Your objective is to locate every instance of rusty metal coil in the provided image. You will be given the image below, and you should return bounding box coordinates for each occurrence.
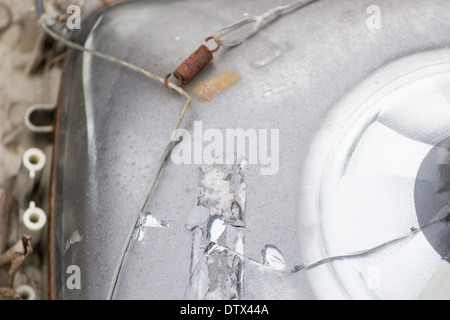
[165,37,221,89]
[173,44,213,86]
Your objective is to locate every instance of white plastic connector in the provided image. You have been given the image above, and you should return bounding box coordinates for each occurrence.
[15,284,36,300]
[13,148,47,208]
[23,148,46,180]
[24,104,55,133]
[22,202,47,246]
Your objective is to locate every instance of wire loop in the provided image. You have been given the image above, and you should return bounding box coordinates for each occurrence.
[205,36,221,53]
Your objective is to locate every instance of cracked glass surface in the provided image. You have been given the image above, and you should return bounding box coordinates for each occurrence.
[54,0,450,299]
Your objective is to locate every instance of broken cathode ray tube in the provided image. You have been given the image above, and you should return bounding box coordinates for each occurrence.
[40,0,321,299]
[107,0,324,299]
[37,14,192,300]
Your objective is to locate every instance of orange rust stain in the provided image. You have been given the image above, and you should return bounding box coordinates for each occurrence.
[193,70,240,101]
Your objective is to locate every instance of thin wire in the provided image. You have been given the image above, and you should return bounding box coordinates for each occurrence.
[213,0,320,47]
[193,213,450,276]
[38,17,191,300]
[40,0,322,300]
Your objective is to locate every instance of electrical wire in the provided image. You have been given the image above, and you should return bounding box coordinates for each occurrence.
[38,16,191,300]
[212,0,320,47]
[40,0,321,300]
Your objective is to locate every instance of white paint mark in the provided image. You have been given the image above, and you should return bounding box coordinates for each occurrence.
[64,230,83,253]
[235,238,244,255]
[142,214,169,228]
[135,212,168,242]
[208,216,227,242]
[262,245,285,271]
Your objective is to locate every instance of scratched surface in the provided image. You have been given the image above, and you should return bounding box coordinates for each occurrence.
[54,0,450,299]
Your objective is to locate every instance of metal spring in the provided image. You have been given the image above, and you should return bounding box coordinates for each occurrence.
[165,36,221,89]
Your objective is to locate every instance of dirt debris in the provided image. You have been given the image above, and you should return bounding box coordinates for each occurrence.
[0,236,33,300]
